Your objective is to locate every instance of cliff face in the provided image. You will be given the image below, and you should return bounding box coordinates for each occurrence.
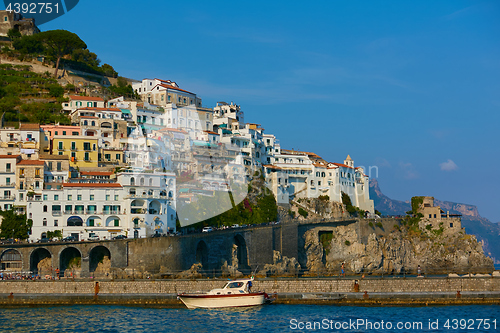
[369,179,500,264]
[302,223,493,275]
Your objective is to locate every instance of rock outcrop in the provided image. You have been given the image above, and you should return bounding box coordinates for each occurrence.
[258,251,301,277]
[303,224,494,275]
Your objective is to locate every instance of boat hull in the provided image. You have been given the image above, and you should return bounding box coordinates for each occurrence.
[178,292,267,309]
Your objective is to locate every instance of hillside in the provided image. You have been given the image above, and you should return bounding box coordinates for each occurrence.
[369,179,500,263]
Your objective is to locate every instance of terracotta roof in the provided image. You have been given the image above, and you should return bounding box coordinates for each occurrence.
[0,155,20,159]
[63,183,122,188]
[19,123,40,130]
[17,160,44,166]
[313,163,327,168]
[80,171,113,176]
[70,95,104,102]
[80,116,99,119]
[204,131,220,135]
[78,107,121,112]
[39,154,69,160]
[155,78,178,86]
[156,83,194,95]
[332,162,353,169]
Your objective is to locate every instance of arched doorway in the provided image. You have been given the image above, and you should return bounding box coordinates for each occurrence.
[59,247,82,276]
[1,249,22,271]
[234,234,248,268]
[30,248,52,275]
[89,246,111,275]
[196,240,208,270]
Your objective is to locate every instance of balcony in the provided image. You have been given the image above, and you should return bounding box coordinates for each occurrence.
[52,211,62,216]
[0,195,15,200]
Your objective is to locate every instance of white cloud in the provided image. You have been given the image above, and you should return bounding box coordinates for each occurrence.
[440,159,458,171]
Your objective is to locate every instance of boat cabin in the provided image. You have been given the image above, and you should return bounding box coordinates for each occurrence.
[208,278,253,295]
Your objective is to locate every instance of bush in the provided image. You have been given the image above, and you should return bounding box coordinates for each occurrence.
[345,240,351,246]
[298,208,308,218]
[368,222,374,228]
[375,222,383,228]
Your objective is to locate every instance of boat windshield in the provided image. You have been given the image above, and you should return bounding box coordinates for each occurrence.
[225,282,244,289]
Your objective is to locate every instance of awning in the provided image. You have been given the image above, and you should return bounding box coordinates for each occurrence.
[120,109,131,114]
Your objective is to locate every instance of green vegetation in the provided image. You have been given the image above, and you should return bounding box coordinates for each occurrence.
[368,221,374,228]
[410,196,424,215]
[0,209,32,239]
[319,231,333,255]
[46,230,62,240]
[298,208,308,218]
[375,222,383,228]
[345,240,351,246]
[0,64,71,125]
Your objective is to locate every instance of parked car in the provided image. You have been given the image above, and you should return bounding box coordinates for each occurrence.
[87,234,99,241]
[62,235,77,242]
[151,233,162,238]
[202,226,213,233]
[38,238,51,243]
[113,235,127,240]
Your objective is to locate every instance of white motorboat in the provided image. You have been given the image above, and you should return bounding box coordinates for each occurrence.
[177,278,274,309]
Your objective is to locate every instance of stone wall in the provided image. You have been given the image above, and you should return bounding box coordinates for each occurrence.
[0,277,499,295]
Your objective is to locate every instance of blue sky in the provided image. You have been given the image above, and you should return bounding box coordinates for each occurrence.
[5,1,500,221]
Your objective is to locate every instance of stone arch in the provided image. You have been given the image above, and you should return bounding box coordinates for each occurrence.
[196,240,208,270]
[88,245,111,274]
[67,216,84,227]
[87,216,102,227]
[59,247,82,275]
[30,248,52,274]
[234,234,248,268]
[1,249,22,271]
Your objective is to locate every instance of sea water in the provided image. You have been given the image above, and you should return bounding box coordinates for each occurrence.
[0,304,498,332]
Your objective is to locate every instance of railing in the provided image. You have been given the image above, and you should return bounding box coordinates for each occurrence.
[52,211,62,216]
[0,195,15,200]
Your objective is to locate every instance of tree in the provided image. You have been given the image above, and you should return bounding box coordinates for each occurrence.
[0,209,32,239]
[36,30,87,78]
[7,29,21,41]
[12,35,44,56]
[101,63,118,78]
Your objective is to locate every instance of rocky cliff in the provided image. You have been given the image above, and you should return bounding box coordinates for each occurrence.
[302,221,493,275]
[369,179,500,264]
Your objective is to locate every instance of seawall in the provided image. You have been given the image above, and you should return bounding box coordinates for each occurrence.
[1,277,499,306]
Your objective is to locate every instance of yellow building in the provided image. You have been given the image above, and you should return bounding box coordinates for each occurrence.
[52,135,99,168]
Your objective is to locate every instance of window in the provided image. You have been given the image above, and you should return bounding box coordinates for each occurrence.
[89,218,94,227]
[63,131,66,135]
[19,182,23,190]
[114,195,119,201]
[65,205,72,213]
[43,219,47,226]
[106,195,110,201]
[84,152,89,161]
[72,131,79,135]
[43,194,48,200]
[105,154,111,161]
[55,131,58,135]
[6,177,10,186]
[54,195,59,201]
[20,168,25,176]
[434,214,436,218]
[35,181,40,189]
[6,163,11,172]
[83,142,91,151]
[90,195,94,201]
[57,162,62,171]
[48,162,53,170]
[71,142,76,150]
[43,205,47,212]
[35,168,40,177]
[77,195,82,201]
[429,214,432,218]
[54,220,58,227]
[116,154,120,161]
[68,195,72,201]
